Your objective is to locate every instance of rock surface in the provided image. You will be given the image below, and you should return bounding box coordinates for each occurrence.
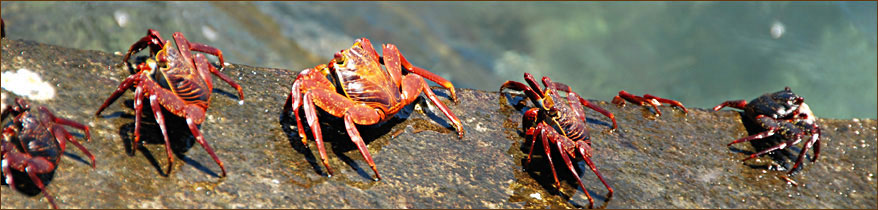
[1,39,876,209]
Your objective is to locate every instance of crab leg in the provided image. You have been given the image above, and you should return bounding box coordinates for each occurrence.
[500,81,543,108]
[579,141,613,200]
[185,115,227,177]
[524,126,539,166]
[198,54,244,100]
[555,139,594,209]
[387,45,459,103]
[52,126,95,168]
[122,29,166,66]
[405,74,465,138]
[148,94,175,175]
[302,92,333,177]
[789,130,820,174]
[344,114,381,181]
[741,137,801,162]
[4,148,58,209]
[25,160,58,209]
[308,87,385,180]
[613,90,662,116]
[133,85,145,152]
[644,94,687,113]
[571,92,617,130]
[712,100,748,111]
[539,125,562,190]
[40,107,92,141]
[188,41,226,66]
[95,74,140,116]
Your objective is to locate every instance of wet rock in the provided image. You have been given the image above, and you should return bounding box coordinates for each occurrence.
[2,39,876,209]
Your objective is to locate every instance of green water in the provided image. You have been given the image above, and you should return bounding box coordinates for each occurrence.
[1,1,875,119]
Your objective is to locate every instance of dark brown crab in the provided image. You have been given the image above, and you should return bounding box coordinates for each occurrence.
[714,87,821,175]
[2,98,95,209]
[95,29,244,176]
[500,73,616,208]
[283,38,465,181]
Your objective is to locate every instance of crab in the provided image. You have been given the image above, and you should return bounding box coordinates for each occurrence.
[612,90,687,116]
[2,98,95,209]
[713,87,821,175]
[500,73,616,208]
[95,29,244,176]
[283,38,465,181]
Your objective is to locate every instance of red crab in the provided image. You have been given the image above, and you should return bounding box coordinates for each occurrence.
[2,98,95,209]
[713,87,821,175]
[283,38,464,181]
[95,29,244,176]
[612,90,687,116]
[500,73,616,208]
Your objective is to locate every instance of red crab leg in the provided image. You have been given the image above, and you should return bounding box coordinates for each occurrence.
[523,73,544,96]
[171,32,195,65]
[579,141,613,200]
[542,78,618,129]
[524,126,539,166]
[712,100,748,111]
[811,128,822,162]
[499,81,543,109]
[133,85,145,152]
[185,115,227,177]
[379,43,404,85]
[613,90,661,116]
[573,92,618,130]
[644,94,688,113]
[302,92,333,177]
[555,139,594,209]
[52,125,95,168]
[344,114,382,181]
[727,129,775,146]
[40,107,92,141]
[390,46,459,103]
[148,94,175,175]
[308,87,385,180]
[523,109,541,165]
[188,41,226,66]
[25,159,58,209]
[727,115,782,146]
[384,45,465,139]
[521,108,540,137]
[741,137,801,162]
[411,75,465,138]
[95,74,140,116]
[290,81,308,147]
[204,56,244,100]
[122,29,166,66]
[539,125,562,190]
[4,148,58,209]
[789,129,820,174]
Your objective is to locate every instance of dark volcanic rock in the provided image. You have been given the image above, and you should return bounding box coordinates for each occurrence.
[1,39,876,209]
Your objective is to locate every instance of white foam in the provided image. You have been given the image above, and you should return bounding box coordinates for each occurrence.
[1,68,56,101]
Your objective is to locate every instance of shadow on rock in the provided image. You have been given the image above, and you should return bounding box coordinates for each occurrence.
[105,99,224,177]
[278,100,415,181]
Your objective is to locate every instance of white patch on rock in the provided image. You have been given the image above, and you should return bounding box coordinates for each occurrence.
[529,193,542,200]
[1,68,56,101]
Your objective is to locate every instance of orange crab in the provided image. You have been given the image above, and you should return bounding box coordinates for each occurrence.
[283,38,464,181]
[95,29,244,176]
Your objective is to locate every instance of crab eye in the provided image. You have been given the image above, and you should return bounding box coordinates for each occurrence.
[334,52,346,64]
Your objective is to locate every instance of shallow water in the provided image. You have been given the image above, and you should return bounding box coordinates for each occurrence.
[1,1,875,119]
